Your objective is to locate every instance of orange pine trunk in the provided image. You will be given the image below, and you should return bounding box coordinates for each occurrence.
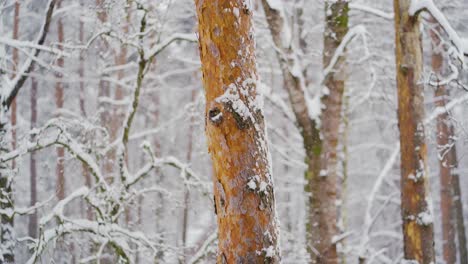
[393,0,435,263]
[195,1,280,262]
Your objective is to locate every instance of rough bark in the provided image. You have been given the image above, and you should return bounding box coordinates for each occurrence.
[195,1,280,262]
[393,0,435,263]
[429,20,456,264]
[55,0,65,200]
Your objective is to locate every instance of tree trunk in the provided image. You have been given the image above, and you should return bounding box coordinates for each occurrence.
[95,0,112,178]
[393,0,435,263]
[78,3,93,221]
[449,137,468,264]
[55,0,65,201]
[29,68,38,239]
[11,1,20,171]
[195,1,280,262]
[429,19,456,264]
[182,88,196,262]
[314,2,349,263]
[261,1,348,262]
[0,3,21,262]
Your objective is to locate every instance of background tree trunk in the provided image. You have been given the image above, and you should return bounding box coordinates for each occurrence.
[429,19,456,264]
[0,2,21,262]
[29,67,38,239]
[261,1,348,262]
[11,0,20,171]
[314,2,349,263]
[78,3,93,221]
[449,132,468,264]
[55,0,65,201]
[195,0,280,262]
[393,1,435,263]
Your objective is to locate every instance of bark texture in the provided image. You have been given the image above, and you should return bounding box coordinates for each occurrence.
[195,1,280,262]
[430,20,456,264]
[393,0,435,263]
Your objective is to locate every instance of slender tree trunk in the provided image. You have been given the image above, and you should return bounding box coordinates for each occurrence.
[449,136,468,264]
[151,88,165,263]
[182,88,196,262]
[55,0,65,201]
[429,20,456,264]
[261,1,347,262]
[195,1,280,262]
[11,1,20,171]
[29,68,38,239]
[78,3,93,221]
[1,2,55,261]
[393,1,435,263]
[95,0,112,178]
[0,3,21,262]
[260,1,320,259]
[313,2,349,263]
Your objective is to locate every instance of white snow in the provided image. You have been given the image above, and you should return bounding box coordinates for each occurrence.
[264,245,275,258]
[417,211,433,226]
[409,0,466,65]
[247,178,257,190]
[216,84,254,122]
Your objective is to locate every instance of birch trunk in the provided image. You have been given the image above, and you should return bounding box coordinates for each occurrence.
[195,1,280,262]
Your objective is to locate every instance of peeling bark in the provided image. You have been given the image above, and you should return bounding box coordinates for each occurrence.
[194,1,280,262]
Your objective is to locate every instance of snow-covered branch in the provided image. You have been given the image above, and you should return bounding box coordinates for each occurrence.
[409,0,468,64]
[145,33,198,61]
[1,0,56,109]
[322,25,368,79]
[349,3,394,20]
